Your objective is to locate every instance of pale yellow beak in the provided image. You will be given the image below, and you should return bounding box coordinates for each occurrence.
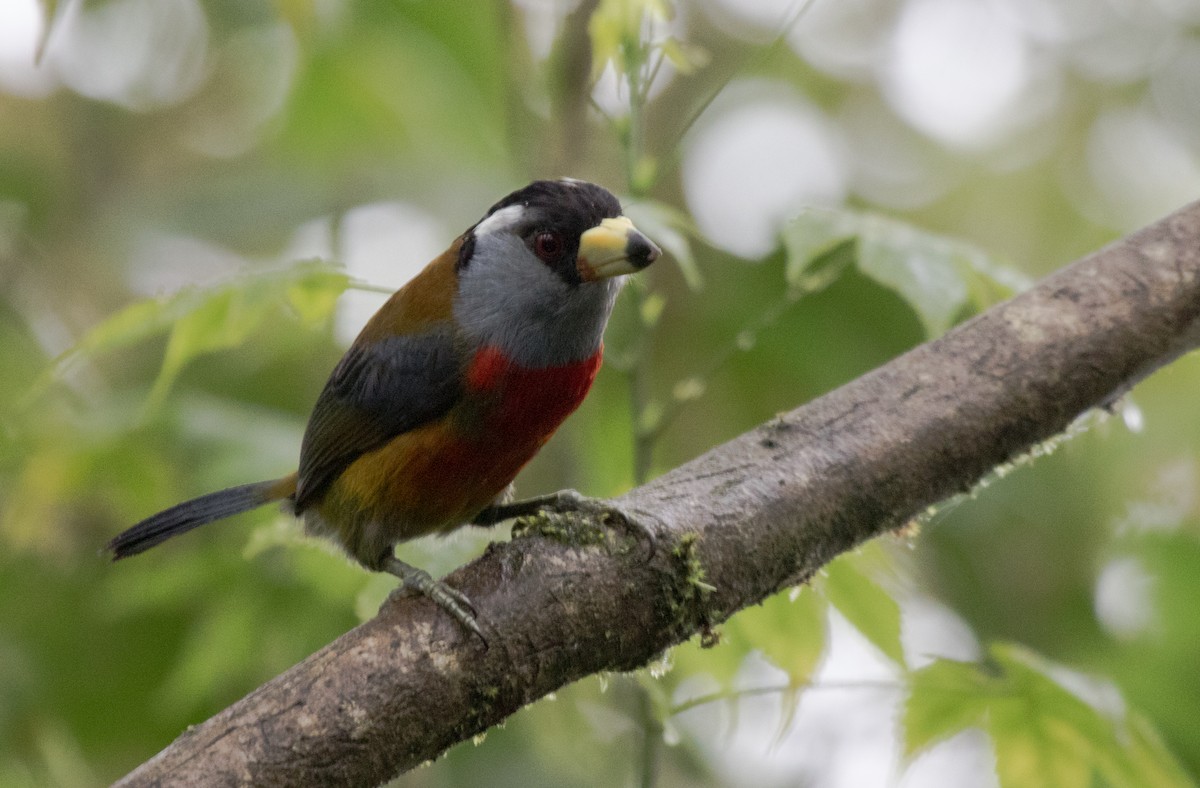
[577,216,661,282]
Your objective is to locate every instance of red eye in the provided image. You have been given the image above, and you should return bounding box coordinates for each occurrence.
[533,232,563,263]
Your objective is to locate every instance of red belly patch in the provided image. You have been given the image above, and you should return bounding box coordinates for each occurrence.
[465,345,603,443]
[359,345,603,532]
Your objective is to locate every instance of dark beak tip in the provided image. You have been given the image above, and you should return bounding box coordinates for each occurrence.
[630,235,662,269]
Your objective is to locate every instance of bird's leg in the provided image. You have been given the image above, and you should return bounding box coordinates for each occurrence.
[473,490,656,554]
[381,554,485,644]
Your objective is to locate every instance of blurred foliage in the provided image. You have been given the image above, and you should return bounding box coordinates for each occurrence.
[3,0,1200,786]
[904,644,1191,788]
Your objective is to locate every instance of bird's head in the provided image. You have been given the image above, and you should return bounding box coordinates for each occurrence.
[453,179,661,366]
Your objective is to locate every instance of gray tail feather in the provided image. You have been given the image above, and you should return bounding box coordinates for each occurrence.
[107,480,281,560]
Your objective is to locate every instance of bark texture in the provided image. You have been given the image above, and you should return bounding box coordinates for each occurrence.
[117,201,1200,786]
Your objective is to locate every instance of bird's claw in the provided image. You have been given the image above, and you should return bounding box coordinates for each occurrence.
[382,555,486,646]
[480,489,656,556]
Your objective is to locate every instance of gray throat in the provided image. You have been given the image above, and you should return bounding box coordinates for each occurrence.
[453,234,623,367]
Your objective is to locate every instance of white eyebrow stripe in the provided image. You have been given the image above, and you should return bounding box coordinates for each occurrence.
[473,204,526,238]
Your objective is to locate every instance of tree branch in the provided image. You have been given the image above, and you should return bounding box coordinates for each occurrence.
[116,202,1200,787]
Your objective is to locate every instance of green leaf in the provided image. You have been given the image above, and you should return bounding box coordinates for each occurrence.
[31,260,349,411]
[285,266,351,324]
[822,556,906,667]
[148,287,273,408]
[669,585,828,701]
[904,657,992,756]
[904,644,1194,788]
[666,585,828,743]
[781,209,859,286]
[990,647,1114,788]
[736,586,828,688]
[61,297,179,360]
[989,644,1192,788]
[588,0,673,77]
[787,238,854,296]
[853,214,974,337]
[23,294,192,408]
[780,209,1030,337]
[659,37,708,75]
[1118,713,1195,788]
[735,588,828,743]
[588,0,623,76]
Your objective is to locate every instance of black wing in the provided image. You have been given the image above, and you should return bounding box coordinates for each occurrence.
[294,327,463,512]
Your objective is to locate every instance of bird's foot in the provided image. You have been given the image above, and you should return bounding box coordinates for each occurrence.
[382,555,485,645]
[476,489,656,555]
[472,488,587,524]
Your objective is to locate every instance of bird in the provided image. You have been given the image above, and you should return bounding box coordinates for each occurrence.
[107,178,661,639]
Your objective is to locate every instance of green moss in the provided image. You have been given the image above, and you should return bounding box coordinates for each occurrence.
[665,532,718,637]
[510,503,649,554]
[510,509,607,546]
